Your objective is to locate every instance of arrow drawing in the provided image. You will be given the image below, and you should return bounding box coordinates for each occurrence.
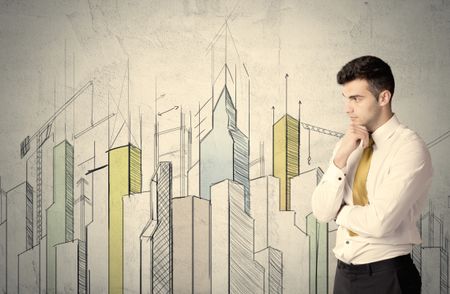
[158,105,179,116]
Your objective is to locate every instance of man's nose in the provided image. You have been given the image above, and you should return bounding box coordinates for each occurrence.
[345,101,353,113]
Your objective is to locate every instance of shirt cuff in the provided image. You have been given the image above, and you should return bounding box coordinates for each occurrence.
[335,205,352,227]
[323,161,347,182]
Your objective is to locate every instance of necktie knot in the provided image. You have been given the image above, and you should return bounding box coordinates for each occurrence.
[367,136,374,148]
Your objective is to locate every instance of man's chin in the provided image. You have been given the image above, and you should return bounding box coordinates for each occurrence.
[350,119,367,128]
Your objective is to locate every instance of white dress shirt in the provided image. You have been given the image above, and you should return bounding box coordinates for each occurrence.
[311,114,433,264]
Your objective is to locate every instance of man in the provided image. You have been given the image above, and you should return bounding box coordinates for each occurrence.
[312,56,432,294]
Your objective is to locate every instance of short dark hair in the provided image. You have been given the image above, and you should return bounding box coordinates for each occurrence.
[337,56,395,99]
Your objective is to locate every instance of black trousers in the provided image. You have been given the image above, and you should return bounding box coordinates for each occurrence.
[333,254,421,294]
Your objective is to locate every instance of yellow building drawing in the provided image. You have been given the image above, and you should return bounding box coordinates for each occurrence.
[108,144,142,294]
[273,114,299,211]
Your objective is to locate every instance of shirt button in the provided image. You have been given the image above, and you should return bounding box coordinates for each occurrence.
[338,177,342,181]
[346,241,349,244]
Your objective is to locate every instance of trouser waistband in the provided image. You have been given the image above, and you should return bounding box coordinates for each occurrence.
[337,254,413,274]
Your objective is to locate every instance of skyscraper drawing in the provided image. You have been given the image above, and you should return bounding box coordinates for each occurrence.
[6,182,33,294]
[273,114,299,211]
[172,195,210,293]
[150,161,173,293]
[211,179,265,294]
[200,86,250,212]
[306,168,328,294]
[108,143,142,294]
[123,191,151,293]
[47,140,74,294]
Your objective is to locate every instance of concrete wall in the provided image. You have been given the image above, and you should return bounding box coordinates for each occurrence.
[1,1,449,293]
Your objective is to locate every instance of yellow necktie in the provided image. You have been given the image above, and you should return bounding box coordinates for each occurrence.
[349,136,374,237]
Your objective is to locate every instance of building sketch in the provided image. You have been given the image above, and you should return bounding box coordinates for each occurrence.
[211,179,265,293]
[273,114,299,211]
[416,201,450,294]
[55,239,86,293]
[123,191,151,293]
[200,85,250,213]
[18,241,40,293]
[251,175,309,294]
[47,140,74,294]
[149,161,173,294]
[86,145,109,294]
[254,247,283,294]
[6,182,33,294]
[172,195,210,293]
[108,144,142,294]
[156,106,192,199]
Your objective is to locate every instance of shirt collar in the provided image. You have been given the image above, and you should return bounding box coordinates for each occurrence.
[371,114,400,148]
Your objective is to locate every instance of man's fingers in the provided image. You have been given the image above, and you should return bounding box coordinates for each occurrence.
[348,127,368,138]
[362,138,369,148]
[347,125,369,147]
[350,123,369,133]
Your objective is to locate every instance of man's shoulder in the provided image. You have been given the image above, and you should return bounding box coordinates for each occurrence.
[387,123,433,177]
[392,124,430,156]
[393,123,424,143]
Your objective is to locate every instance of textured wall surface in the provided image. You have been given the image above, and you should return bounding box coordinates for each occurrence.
[0,0,449,293]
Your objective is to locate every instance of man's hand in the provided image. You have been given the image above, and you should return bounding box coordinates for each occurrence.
[334,124,369,169]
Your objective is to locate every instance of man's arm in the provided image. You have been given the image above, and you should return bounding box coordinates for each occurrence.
[336,138,432,238]
[311,141,349,223]
[312,124,369,223]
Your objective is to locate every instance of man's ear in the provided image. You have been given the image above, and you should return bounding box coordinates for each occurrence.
[378,90,391,106]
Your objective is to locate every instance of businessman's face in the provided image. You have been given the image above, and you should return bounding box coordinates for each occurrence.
[342,79,382,132]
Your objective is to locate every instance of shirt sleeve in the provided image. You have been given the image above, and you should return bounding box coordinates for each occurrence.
[311,140,349,223]
[335,138,433,238]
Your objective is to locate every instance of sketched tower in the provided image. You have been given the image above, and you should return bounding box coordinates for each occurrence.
[108,143,142,294]
[149,161,174,293]
[5,181,33,294]
[273,114,299,211]
[306,168,328,294]
[47,140,74,294]
[210,179,265,293]
[200,85,250,212]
